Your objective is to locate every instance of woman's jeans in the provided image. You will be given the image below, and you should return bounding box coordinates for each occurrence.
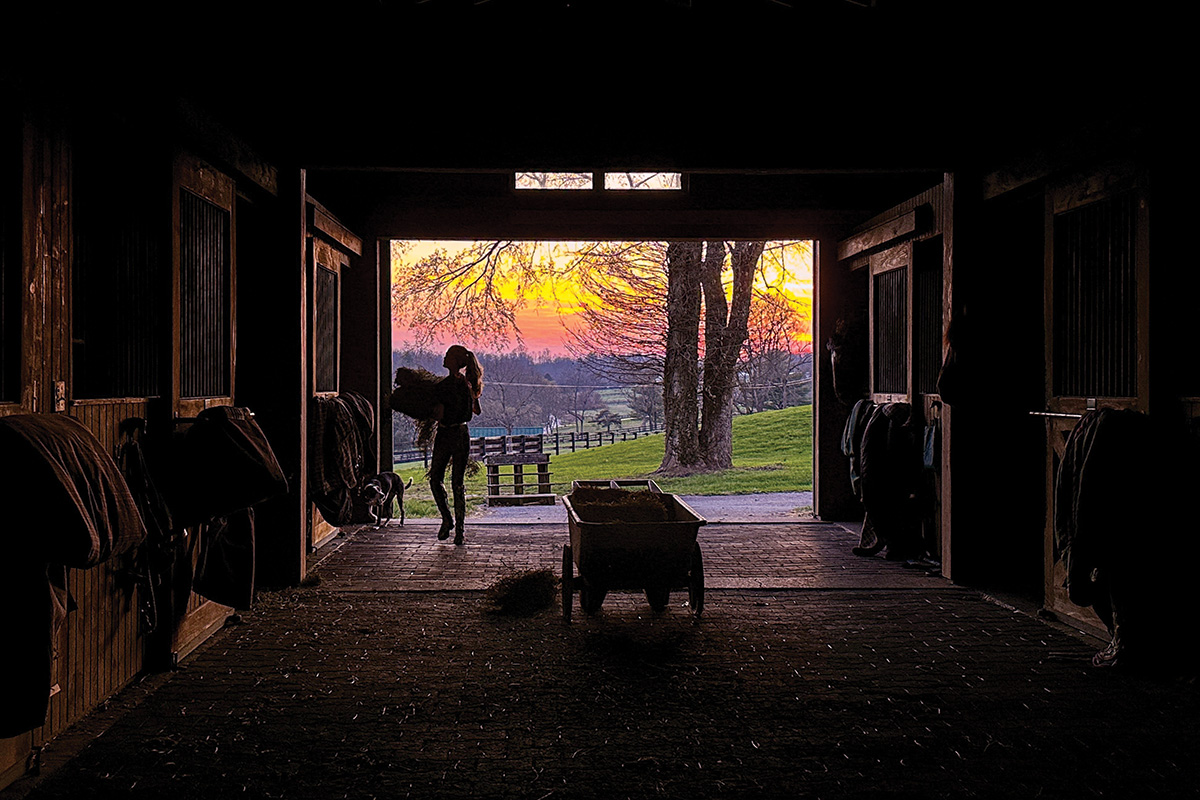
[429,423,468,531]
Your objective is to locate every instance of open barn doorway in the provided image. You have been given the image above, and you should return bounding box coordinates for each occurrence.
[386,239,814,524]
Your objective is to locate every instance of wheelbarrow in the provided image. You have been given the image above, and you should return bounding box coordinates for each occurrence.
[560,480,706,621]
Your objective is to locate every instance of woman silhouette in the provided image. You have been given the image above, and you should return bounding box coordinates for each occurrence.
[429,345,484,544]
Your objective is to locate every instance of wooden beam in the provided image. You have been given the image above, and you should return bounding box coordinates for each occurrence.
[307,197,362,256]
[175,99,278,197]
[836,206,932,262]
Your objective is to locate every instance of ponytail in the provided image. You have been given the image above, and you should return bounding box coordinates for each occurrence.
[463,349,484,399]
[445,344,484,402]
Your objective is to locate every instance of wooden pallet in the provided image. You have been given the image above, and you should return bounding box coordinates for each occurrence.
[485,452,556,505]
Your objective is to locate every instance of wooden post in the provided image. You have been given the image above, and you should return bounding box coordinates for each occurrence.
[812,229,859,521]
[241,167,308,587]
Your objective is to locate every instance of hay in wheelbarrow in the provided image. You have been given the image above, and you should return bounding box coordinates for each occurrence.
[568,486,676,524]
[484,568,559,617]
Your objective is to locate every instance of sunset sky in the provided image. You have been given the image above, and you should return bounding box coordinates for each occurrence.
[390,240,812,357]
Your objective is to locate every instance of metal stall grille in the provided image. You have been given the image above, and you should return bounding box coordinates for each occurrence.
[874,266,908,395]
[1052,192,1137,398]
[179,189,231,399]
[315,265,339,393]
[72,155,163,399]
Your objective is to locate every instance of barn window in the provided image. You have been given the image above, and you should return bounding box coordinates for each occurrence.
[72,144,164,399]
[515,172,684,191]
[604,172,683,190]
[179,188,232,399]
[515,172,593,190]
[1052,191,1137,398]
[314,265,339,393]
[1,115,19,403]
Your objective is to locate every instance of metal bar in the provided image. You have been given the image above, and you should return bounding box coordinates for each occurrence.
[1028,411,1084,419]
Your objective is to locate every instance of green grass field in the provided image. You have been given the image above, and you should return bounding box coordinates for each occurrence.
[394,405,813,518]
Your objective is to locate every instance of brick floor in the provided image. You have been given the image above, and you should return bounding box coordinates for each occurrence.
[309,519,941,593]
[7,519,1199,800]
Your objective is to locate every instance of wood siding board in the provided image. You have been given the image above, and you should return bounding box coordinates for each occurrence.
[175,99,278,198]
[837,209,918,262]
[309,200,363,256]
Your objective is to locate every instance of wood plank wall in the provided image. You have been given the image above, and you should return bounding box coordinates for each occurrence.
[5,112,152,778]
[42,400,151,743]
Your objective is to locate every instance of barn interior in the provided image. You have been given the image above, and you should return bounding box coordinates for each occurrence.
[1,0,1182,790]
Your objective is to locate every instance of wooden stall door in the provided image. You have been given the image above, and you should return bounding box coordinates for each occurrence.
[307,200,361,552]
[1,114,75,785]
[1042,167,1149,633]
[309,235,343,550]
[169,153,237,660]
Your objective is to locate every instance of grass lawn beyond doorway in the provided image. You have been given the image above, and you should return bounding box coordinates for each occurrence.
[394,405,812,519]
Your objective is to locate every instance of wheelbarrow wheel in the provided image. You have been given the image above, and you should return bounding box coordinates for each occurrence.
[580,582,607,615]
[688,542,704,616]
[561,545,573,622]
[645,587,670,612]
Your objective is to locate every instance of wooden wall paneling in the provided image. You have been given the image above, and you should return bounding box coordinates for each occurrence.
[0,735,33,790]
[4,118,152,787]
[1041,165,1149,625]
[1042,417,1107,636]
[56,402,150,741]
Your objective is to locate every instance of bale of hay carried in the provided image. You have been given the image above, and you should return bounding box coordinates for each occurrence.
[569,486,676,524]
[390,367,442,420]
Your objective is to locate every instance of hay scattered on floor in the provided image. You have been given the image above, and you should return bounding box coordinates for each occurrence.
[484,568,558,617]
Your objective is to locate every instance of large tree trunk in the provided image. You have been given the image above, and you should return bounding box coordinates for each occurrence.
[700,240,764,469]
[659,241,703,473]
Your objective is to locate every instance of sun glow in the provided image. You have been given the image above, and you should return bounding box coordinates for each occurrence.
[391,240,812,357]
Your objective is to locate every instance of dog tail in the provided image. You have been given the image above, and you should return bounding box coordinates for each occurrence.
[404,477,413,489]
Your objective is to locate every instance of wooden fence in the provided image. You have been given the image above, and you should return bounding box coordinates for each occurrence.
[394,428,663,466]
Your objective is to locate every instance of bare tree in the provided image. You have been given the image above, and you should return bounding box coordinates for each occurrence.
[391,238,809,473]
[625,380,663,430]
[562,360,602,433]
[699,241,765,469]
[594,408,623,432]
[738,282,812,413]
[562,241,668,384]
[390,240,546,349]
[660,241,703,473]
